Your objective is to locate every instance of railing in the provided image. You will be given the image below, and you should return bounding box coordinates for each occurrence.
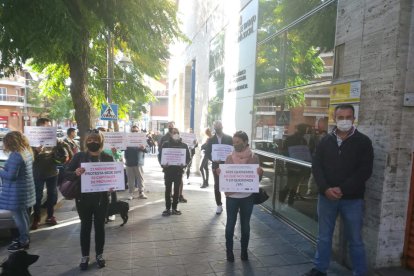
[0,94,24,103]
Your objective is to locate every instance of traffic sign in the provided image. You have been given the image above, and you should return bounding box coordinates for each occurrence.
[276,111,290,126]
[101,104,118,121]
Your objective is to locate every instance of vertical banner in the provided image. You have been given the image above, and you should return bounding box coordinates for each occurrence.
[222,0,259,136]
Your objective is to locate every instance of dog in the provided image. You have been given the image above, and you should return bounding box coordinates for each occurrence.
[106,200,129,226]
[1,251,39,276]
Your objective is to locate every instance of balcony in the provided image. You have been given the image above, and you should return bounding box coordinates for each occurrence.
[0,94,25,107]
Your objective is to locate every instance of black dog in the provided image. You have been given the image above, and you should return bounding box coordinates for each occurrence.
[1,251,39,276]
[106,200,129,226]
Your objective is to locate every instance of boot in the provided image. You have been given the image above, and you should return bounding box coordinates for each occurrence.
[226,249,234,262]
[30,215,40,230]
[241,248,248,261]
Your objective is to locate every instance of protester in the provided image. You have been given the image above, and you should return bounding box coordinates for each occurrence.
[0,131,36,252]
[158,121,175,151]
[158,128,190,216]
[125,125,149,200]
[64,128,80,154]
[31,118,60,229]
[303,104,374,276]
[185,128,198,183]
[65,129,114,270]
[200,127,212,188]
[216,131,263,262]
[205,120,233,214]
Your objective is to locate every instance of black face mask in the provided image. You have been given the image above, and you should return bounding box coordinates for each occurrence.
[168,127,173,133]
[86,142,100,152]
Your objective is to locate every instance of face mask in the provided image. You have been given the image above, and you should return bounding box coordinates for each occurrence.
[86,142,100,152]
[215,128,223,135]
[168,127,174,133]
[172,134,180,141]
[336,120,353,132]
[233,144,245,152]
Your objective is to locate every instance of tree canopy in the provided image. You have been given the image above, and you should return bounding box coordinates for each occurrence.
[0,0,181,140]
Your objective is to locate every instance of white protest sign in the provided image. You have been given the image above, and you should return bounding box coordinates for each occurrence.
[180,132,197,149]
[219,164,259,192]
[126,132,147,147]
[81,162,125,193]
[161,148,186,166]
[103,132,126,150]
[212,144,233,162]
[24,126,57,147]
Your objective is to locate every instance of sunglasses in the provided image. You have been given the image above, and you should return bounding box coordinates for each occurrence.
[87,129,100,134]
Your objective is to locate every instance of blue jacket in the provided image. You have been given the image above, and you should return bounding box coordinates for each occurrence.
[0,150,36,210]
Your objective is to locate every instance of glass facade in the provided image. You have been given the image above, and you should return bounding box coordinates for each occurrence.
[253,0,338,238]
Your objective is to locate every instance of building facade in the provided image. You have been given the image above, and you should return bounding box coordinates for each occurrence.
[168,0,414,270]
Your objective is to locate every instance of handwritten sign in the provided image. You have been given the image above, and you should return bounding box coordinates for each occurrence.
[126,132,147,147]
[212,144,233,162]
[219,164,259,192]
[180,133,197,149]
[81,162,125,193]
[161,148,186,166]
[103,132,126,150]
[24,126,57,147]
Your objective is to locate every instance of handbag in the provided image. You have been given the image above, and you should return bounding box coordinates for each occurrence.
[59,176,80,200]
[253,188,269,205]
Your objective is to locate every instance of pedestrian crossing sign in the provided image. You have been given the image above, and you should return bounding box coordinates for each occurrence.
[276,111,290,126]
[100,104,118,121]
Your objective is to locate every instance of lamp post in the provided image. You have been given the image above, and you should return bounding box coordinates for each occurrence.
[104,31,132,130]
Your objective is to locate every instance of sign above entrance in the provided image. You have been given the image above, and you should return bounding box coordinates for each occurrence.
[100,104,118,121]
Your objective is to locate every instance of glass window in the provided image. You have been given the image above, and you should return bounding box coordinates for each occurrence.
[256,0,337,94]
[0,87,6,101]
[253,0,338,238]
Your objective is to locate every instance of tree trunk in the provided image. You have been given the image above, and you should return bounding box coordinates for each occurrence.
[68,34,92,150]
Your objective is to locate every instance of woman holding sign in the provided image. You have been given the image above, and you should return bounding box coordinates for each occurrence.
[64,129,114,271]
[217,131,263,262]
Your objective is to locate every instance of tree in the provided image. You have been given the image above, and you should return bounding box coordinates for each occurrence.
[0,0,181,143]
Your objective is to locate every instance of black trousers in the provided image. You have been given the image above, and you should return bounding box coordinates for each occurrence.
[76,193,108,257]
[164,173,182,210]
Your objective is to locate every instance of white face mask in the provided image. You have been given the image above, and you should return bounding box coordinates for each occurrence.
[172,134,180,141]
[336,120,353,132]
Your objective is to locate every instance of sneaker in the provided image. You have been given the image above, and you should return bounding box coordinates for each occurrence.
[172,209,182,215]
[138,193,148,199]
[200,184,208,188]
[108,215,116,221]
[45,216,57,226]
[128,194,134,200]
[179,195,187,203]
[216,205,223,215]
[7,241,29,252]
[79,256,89,271]
[96,254,106,268]
[162,209,171,216]
[302,268,327,276]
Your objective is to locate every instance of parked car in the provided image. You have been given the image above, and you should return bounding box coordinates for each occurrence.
[0,142,16,230]
[0,127,10,141]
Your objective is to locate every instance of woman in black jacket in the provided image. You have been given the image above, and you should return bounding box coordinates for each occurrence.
[65,129,114,271]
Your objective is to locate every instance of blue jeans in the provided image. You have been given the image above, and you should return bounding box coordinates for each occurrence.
[315,195,367,276]
[225,196,254,251]
[34,175,58,218]
[11,208,30,244]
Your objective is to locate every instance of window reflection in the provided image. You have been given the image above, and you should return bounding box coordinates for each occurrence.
[253,0,338,238]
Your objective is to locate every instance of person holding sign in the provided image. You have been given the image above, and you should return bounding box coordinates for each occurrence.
[64,129,114,271]
[158,128,191,216]
[216,131,263,262]
[205,120,233,215]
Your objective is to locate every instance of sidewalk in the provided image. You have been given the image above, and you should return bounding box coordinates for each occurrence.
[0,155,352,276]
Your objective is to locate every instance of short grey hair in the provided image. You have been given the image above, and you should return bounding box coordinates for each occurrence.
[213,120,222,129]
